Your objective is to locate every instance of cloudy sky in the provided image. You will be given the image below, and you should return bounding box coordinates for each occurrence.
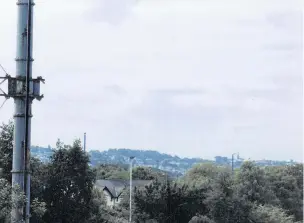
[0,0,302,161]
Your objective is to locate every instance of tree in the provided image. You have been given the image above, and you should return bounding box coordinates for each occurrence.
[30,157,48,202]
[132,167,168,181]
[94,165,167,182]
[265,164,303,221]
[85,188,129,223]
[134,179,164,222]
[0,178,13,222]
[0,121,47,222]
[132,167,157,180]
[43,140,95,223]
[249,204,298,223]
[0,121,13,183]
[182,163,225,187]
[204,171,252,223]
[30,198,47,223]
[134,179,205,223]
[236,162,278,205]
[0,178,25,222]
[95,164,129,180]
[30,158,48,223]
[188,215,215,223]
[85,187,109,223]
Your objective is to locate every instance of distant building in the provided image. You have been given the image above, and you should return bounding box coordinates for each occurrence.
[215,156,229,164]
[95,179,152,207]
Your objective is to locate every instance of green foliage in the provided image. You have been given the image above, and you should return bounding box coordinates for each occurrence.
[204,171,252,223]
[250,204,297,223]
[95,165,168,182]
[0,121,13,183]
[0,178,13,221]
[188,215,215,223]
[133,166,168,181]
[133,167,156,180]
[182,163,227,187]
[85,188,108,223]
[89,148,203,173]
[0,178,26,222]
[236,161,278,205]
[118,188,133,210]
[30,198,47,222]
[43,139,95,223]
[134,179,206,223]
[86,187,131,222]
[95,164,129,180]
[91,187,106,206]
[0,121,49,222]
[134,179,163,222]
[0,121,303,223]
[265,164,303,221]
[133,161,303,223]
[30,157,48,201]
[86,203,129,223]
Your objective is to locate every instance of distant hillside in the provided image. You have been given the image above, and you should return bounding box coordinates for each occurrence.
[31,147,209,174]
[89,148,209,174]
[31,146,53,163]
[31,146,298,175]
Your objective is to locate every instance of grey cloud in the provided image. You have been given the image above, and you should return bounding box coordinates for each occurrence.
[1,0,302,161]
[241,88,296,104]
[265,11,302,29]
[132,88,246,126]
[84,0,139,25]
[262,43,301,52]
[42,84,127,110]
[103,85,127,96]
[125,87,286,159]
[149,88,205,97]
[269,74,302,88]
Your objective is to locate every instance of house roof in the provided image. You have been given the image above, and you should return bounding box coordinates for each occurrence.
[95,179,152,198]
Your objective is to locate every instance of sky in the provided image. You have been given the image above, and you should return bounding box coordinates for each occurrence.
[0,0,302,161]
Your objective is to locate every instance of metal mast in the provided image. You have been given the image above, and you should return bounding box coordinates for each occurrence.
[0,0,44,222]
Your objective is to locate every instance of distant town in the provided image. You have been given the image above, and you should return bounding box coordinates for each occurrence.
[31,146,298,175]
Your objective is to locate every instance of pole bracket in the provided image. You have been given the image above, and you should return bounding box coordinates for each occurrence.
[16,0,35,6]
[0,75,45,101]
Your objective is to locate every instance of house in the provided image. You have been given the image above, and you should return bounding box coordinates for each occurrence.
[95,179,152,207]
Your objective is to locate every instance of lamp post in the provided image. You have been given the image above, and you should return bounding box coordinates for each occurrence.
[129,156,135,223]
[231,153,239,175]
[161,172,168,184]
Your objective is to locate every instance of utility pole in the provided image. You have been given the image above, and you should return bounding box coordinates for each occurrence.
[129,156,135,223]
[0,1,44,222]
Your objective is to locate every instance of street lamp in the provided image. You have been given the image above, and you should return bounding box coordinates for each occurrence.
[161,172,168,184]
[231,153,239,175]
[129,156,135,223]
